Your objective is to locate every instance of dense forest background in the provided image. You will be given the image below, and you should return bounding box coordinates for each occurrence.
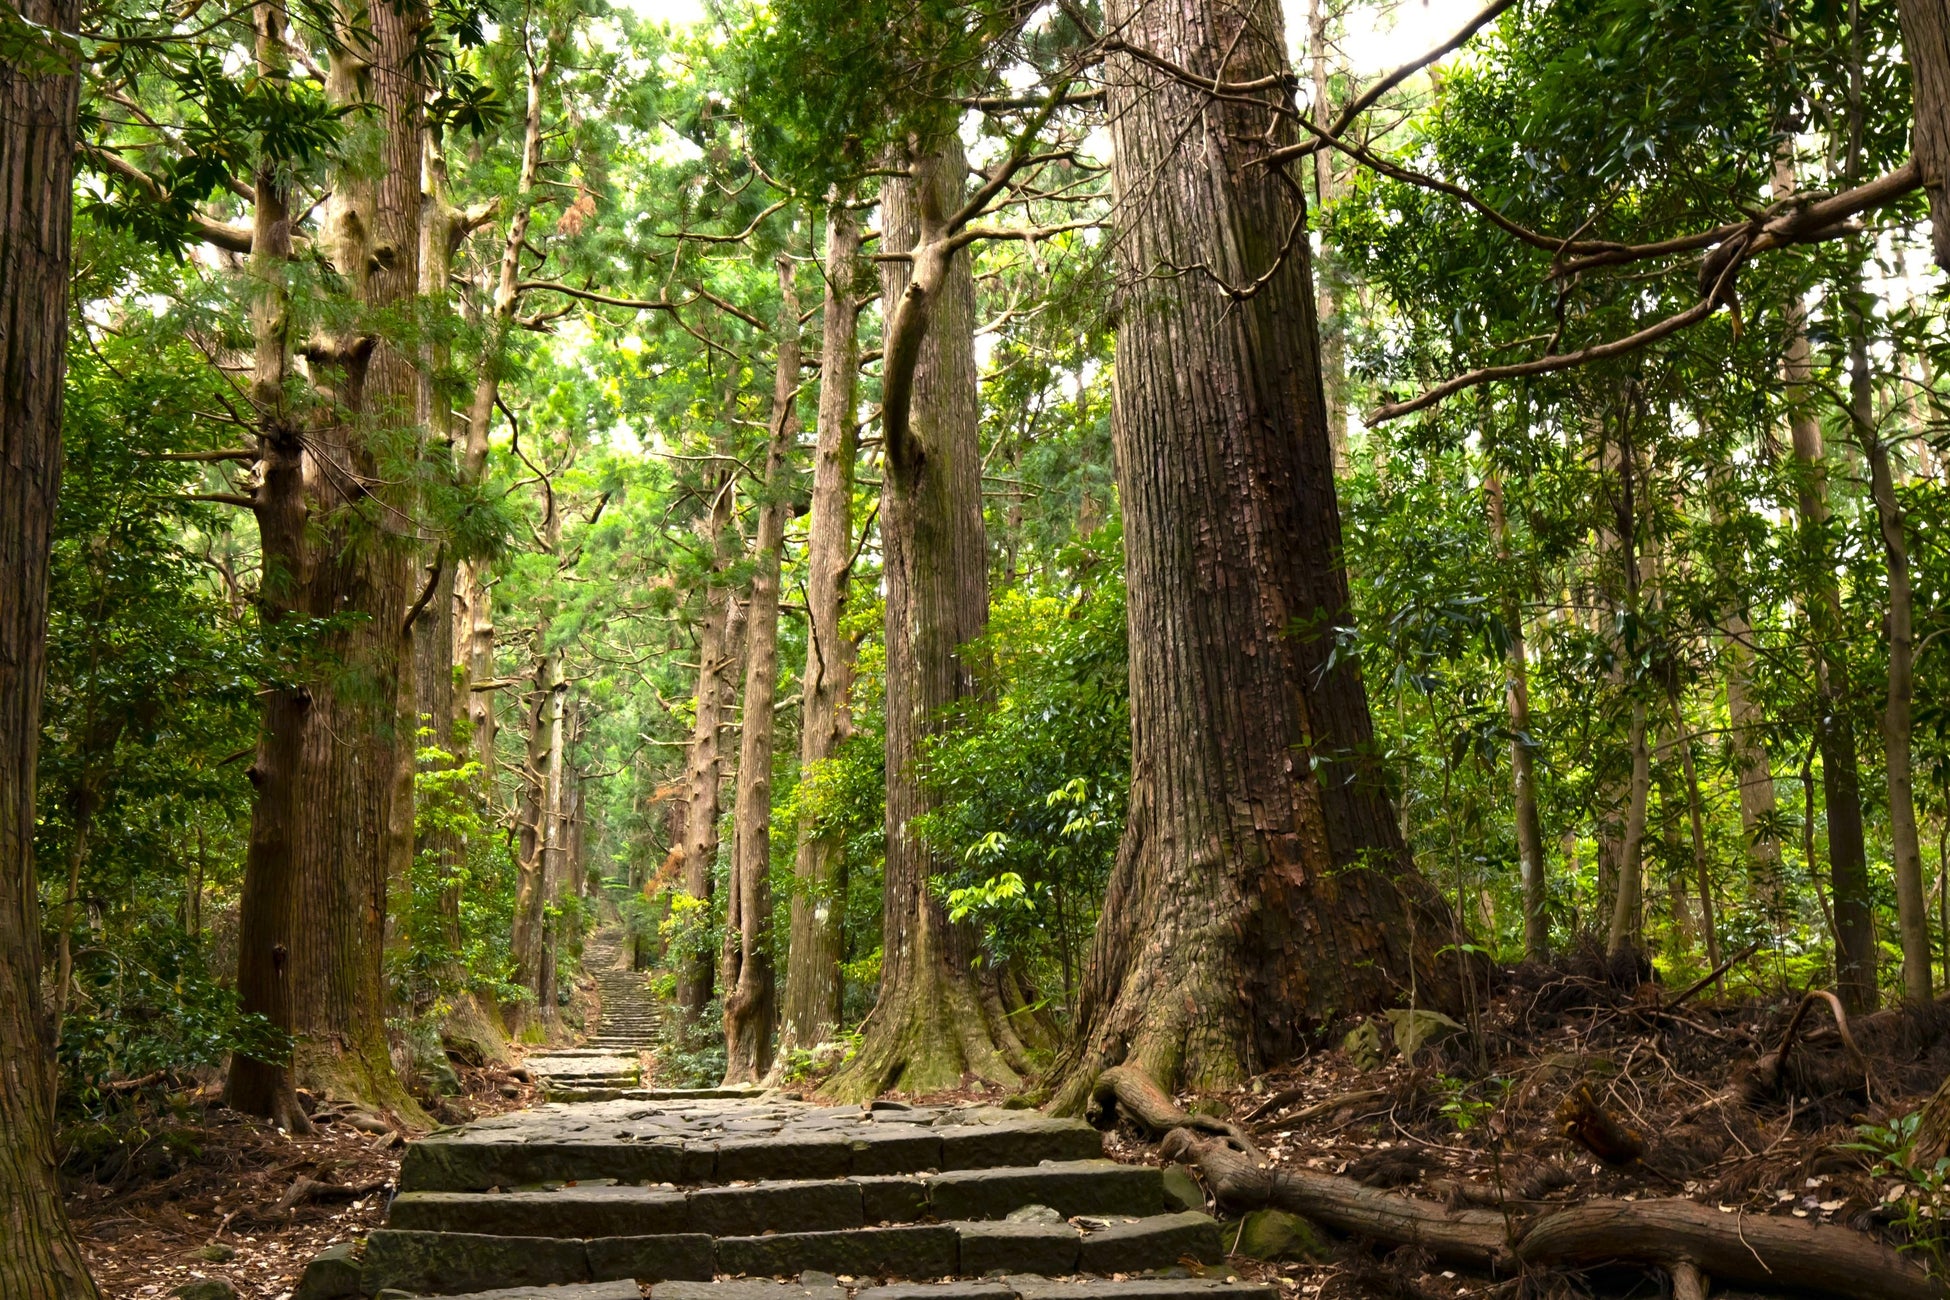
[7,0,1950,1212]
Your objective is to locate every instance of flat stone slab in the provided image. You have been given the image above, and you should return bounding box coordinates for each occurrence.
[957,1220,1080,1277]
[652,1286,842,1300]
[1006,1283,1274,1300]
[717,1224,959,1279]
[363,1230,592,1294]
[382,1286,641,1300]
[389,1186,693,1237]
[861,1286,1016,1300]
[929,1163,1162,1221]
[402,1100,1102,1192]
[1076,1214,1223,1274]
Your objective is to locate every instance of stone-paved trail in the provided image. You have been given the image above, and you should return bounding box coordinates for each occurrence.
[294,1094,1272,1300]
[521,929,657,1101]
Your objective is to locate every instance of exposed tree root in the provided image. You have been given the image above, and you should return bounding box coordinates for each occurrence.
[1089,1065,1943,1300]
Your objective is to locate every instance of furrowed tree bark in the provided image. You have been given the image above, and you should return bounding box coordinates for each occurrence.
[829,138,1022,1100]
[1774,161,1874,1011]
[782,206,862,1056]
[229,0,427,1122]
[722,258,800,1085]
[1049,0,1460,1113]
[1486,468,1547,962]
[1894,0,1950,271]
[0,0,99,1287]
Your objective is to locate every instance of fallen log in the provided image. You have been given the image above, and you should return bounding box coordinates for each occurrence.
[1511,1197,1942,1300]
[1101,1067,1941,1300]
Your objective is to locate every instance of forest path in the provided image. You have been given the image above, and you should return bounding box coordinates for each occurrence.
[292,1095,1271,1300]
[522,927,670,1100]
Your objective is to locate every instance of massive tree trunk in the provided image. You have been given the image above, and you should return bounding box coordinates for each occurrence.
[829,138,1024,1100]
[0,0,98,1288]
[1049,0,1459,1112]
[722,258,800,1084]
[1602,425,1652,960]
[228,0,427,1120]
[1894,0,1950,270]
[1486,469,1548,963]
[781,208,862,1056]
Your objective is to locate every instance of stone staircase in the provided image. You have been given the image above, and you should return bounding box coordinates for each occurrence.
[524,929,671,1101]
[294,1096,1271,1300]
[586,931,661,1053]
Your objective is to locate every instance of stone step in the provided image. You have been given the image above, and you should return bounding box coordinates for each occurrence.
[389,1161,1166,1235]
[357,1213,1224,1295]
[378,1277,1274,1300]
[400,1115,1103,1193]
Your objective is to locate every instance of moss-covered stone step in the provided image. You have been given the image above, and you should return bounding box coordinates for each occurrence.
[388,1161,1167,1236]
[355,1213,1224,1295]
[400,1114,1104,1193]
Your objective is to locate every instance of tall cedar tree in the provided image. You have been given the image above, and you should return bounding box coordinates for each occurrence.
[781,208,861,1054]
[226,0,429,1121]
[0,0,99,1290]
[1050,0,1461,1109]
[830,140,1034,1098]
[722,256,801,1082]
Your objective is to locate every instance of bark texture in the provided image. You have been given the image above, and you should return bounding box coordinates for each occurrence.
[0,0,98,1289]
[1051,0,1459,1112]
[227,0,427,1118]
[829,139,1025,1100]
[722,258,799,1084]
[1895,0,1950,270]
[782,208,862,1055]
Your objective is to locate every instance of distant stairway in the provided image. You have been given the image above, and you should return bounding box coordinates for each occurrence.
[293,1096,1270,1300]
[586,927,661,1052]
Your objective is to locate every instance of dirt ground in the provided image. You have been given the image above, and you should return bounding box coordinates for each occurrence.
[64,1060,535,1300]
[63,950,1950,1300]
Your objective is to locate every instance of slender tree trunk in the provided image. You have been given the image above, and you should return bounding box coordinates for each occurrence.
[454,41,550,781]
[1721,605,1785,924]
[1773,163,1874,1010]
[1486,470,1547,962]
[1607,701,1652,957]
[512,628,563,1032]
[830,138,1023,1100]
[723,259,800,1084]
[674,481,739,1031]
[1854,313,1930,1000]
[1307,0,1347,472]
[1671,701,1721,973]
[782,208,862,1055]
[1050,0,1460,1112]
[0,0,98,1286]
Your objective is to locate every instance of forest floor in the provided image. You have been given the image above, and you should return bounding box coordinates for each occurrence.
[62,1055,537,1300]
[1092,947,1950,1298]
[64,949,1950,1300]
